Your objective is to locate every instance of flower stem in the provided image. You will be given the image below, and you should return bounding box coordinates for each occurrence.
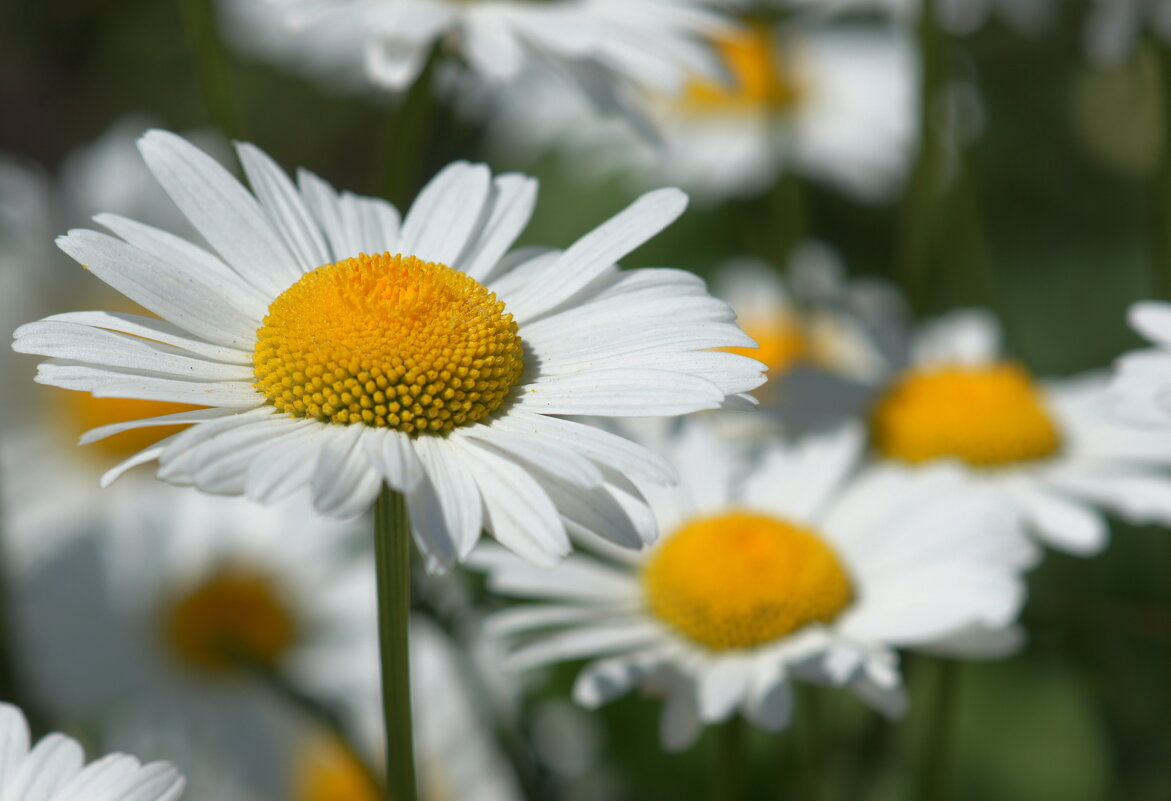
[712,716,746,801]
[178,0,244,139]
[1149,38,1171,299]
[896,0,947,313]
[917,659,962,801]
[376,48,441,206]
[374,488,417,801]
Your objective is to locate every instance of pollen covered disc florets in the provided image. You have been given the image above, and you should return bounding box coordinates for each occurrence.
[642,512,853,651]
[871,362,1062,468]
[253,252,525,436]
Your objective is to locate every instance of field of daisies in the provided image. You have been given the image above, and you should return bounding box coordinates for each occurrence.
[1,1,1169,800]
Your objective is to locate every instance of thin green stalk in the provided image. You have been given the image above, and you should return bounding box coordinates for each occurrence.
[801,689,826,801]
[772,170,808,269]
[1149,39,1171,300]
[178,0,244,139]
[917,659,962,801]
[713,716,746,801]
[896,0,947,313]
[374,488,417,801]
[375,49,441,205]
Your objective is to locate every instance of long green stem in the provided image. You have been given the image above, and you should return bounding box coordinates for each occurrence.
[374,488,417,801]
[178,0,244,139]
[713,716,746,801]
[1150,39,1171,300]
[917,659,962,801]
[801,689,825,801]
[896,0,947,313]
[375,48,441,205]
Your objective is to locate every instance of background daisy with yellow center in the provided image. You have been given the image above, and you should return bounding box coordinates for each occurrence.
[11,130,766,571]
[713,243,908,431]
[12,490,373,798]
[869,308,1171,555]
[471,417,1034,750]
[220,0,729,102]
[489,15,917,202]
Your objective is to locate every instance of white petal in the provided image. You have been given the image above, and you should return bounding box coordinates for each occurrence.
[459,173,538,282]
[80,407,239,445]
[489,411,676,484]
[398,162,492,266]
[502,188,689,321]
[460,424,604,488]
[506,622,660,671]
[515,369,725,416]
[15,323,255,381]
[452,439,569,565]
[361,428,424,493]
[34,362,260,408]
[21,311,251,364]
[470,546,636,602]
[55,230,257,348]
[94,213,270,313]
[5,734,82,801]
[311,425,384,518]
[1012,484,1109,555]
[412,436,484,559]
[138,129,300,296]
[235,141,331,273]
[742,425,862,523]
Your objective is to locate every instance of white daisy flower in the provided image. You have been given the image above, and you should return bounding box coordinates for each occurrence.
[13,489,369,797]
[713,243,907,423]
[219,0,728,101]
[1084,0,1171,64]
[1111,301,1171,424]
[868,309,1171,555]
[471,418,1033,751]
[490,18,917,203]
[0,703,185,801]
[784,0,1057,37]
[11,131,764,570]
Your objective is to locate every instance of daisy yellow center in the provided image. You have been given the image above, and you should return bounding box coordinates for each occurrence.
[63,393,204,460]
[722,315,808,378]
[870,363,1063,467]
[641,512,853,651]
[680,24,803,113]
[253,252,524,435]
[294,738,380,801]
[162,568,298,675]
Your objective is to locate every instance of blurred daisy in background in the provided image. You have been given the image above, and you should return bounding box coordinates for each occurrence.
[868,309,1171,555]
[1,119,226,576]
[12,130,765,569]
[473,417,1033,751]
[714,242,908,430]
[12,490,369,799]
[298,615,523,801]
[784,0,1057,36]
[0,702,186,801]
[491,16,917,203]
[1084,0,1171,64]
[219,0,729,106]
[1111,301,1171,425]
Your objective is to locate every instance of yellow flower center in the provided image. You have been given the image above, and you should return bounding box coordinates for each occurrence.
[723,315,808,379]
[870,363,1063,468]
[680,24,803,114]
[253,253,524,435]
[641,512,853,651]
[162,567,298,675]
[62,392,205,461]
[294,738,380,801]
